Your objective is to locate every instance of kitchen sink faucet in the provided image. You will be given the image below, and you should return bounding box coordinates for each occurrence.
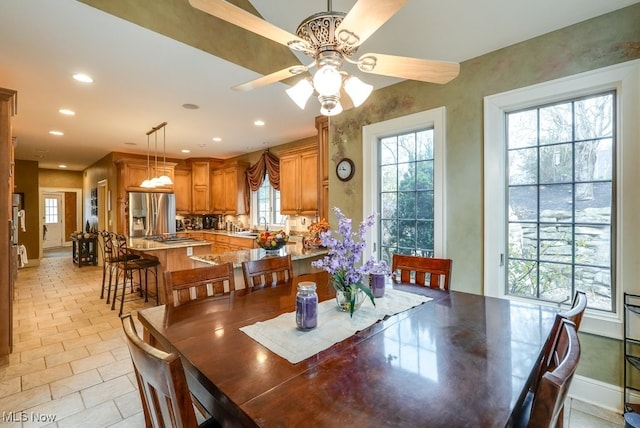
[259,217,268,231]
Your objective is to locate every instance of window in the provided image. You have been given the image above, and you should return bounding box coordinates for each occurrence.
[378,128,435,263]
[44,197,59,224]
[506,93,615,311]
[363,108,447,263]
[484,60,640,338]
[253,173,285,227]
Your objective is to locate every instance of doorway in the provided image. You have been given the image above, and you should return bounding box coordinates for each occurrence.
[42,192,63,248]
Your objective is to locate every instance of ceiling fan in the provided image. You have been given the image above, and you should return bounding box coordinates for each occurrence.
[189,0,460,116]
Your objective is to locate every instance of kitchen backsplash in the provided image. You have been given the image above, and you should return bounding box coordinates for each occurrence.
[176,213,315,235]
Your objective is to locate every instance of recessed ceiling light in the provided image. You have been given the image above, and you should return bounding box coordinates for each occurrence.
[72,73,93,83]
[212,137,222,142]
[182,103,199,110]
[181,149,191,153]
[58,164,67,168]
[59,109,75,116]
[254,120,265,126]
[49,130,64,136]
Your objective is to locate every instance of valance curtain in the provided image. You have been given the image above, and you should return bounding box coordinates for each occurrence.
[244,150,280,212]
[246,150,280,191]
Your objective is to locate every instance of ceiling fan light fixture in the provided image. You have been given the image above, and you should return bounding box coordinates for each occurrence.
[344,75,373,107]
[286,78,314,109]
[319,95,343,116]
[313,65,342,97]
[156,175,173,186]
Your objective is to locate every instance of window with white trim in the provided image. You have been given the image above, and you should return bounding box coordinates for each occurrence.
[506,92,615,311]
[363,108,447,263]
[253,173,284,227]
[484,60,640,338]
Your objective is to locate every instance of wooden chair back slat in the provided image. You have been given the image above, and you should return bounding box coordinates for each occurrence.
[242,255,293,290]
[391,254,452,290]
[163,263,235,309]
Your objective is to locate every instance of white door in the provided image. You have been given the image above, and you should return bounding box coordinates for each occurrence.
[43,193,64,248]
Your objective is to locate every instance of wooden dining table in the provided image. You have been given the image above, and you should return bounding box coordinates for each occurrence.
[137,271,558,427]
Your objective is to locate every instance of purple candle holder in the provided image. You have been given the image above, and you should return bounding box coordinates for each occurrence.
[370,273,386,298]
[296,281,318,330]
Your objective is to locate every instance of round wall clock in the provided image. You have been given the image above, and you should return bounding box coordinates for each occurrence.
[336,158,355,182]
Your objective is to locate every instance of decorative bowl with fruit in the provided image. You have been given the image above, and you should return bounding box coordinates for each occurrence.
[256,230,289,251]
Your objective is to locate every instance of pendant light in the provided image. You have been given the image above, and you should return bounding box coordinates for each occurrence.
[155,124,173,185]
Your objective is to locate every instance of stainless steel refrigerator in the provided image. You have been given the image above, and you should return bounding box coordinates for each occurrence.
[128,192,176,237]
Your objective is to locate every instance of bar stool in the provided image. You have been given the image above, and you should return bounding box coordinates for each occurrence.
[111,234,160,316]
[101,232,139,303]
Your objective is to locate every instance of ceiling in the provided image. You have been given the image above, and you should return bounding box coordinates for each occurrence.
[0,0,637,171]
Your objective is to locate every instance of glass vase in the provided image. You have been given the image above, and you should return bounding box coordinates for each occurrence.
[335,288,365,313]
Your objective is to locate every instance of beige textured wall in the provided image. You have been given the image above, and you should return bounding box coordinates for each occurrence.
[14,160,40,264]
[39,168,82,189]
[327,4,640,388]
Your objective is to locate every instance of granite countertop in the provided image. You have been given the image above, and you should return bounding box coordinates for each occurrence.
[190,241,327,269]
[127,237,211,251]
[179,230,303,241]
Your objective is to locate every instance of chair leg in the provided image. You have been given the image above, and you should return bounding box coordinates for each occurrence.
[111,265,121,311]
[100,264,108,299]
[120,268,131,316]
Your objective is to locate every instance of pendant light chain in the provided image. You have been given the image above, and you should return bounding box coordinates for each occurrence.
[140,121,171,187]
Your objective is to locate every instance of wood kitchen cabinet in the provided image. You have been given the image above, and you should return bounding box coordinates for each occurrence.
[210,161,249,215]
[1,87,17,356]
[191,160,210,213]
[116,159,177,192]
[280,142,318,216]
[173,167,191,214]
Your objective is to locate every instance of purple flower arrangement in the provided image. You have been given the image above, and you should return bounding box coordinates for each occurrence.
[311,207,378,316]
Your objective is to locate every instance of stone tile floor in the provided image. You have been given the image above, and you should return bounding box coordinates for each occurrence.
[0,251,626,427]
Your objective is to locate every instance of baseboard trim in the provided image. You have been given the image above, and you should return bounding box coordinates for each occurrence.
[569,374,623,414]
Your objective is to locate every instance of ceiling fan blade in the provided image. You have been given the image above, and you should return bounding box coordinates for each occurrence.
[232,65,308,92]
[336,0,407,49]
[358,53,460,84]
[189,0,306,48]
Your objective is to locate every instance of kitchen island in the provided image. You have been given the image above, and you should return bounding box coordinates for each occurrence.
[127,237,212,303]
[190,240,327,289]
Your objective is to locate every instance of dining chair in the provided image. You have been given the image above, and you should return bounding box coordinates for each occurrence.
[163,263,236,309]
[242,254,293,290]
[529,291,587,396]
[513,315,581,428]
[121,314,221,428]
[559,290,587,330]
[391,254,453,290]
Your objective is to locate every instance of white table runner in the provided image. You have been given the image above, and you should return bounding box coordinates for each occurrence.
[239,288,432,364]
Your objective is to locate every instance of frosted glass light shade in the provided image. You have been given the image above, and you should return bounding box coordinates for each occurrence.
[140,179,155,188]
[286,79,314,109]
[344,75,373,107]
[156,175,173,186]
[313,65,342,96]
[320,101,343,116]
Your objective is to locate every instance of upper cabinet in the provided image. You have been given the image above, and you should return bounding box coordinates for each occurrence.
[280,142,318,216]
[191,160,210,214]
[116,159,176,193]
[211,161,249,215]
[173,167,191,214]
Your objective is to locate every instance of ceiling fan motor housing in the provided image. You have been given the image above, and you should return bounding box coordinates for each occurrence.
[293,11,357,57]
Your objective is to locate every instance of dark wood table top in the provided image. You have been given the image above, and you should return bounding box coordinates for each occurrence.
[137,271,558,428]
